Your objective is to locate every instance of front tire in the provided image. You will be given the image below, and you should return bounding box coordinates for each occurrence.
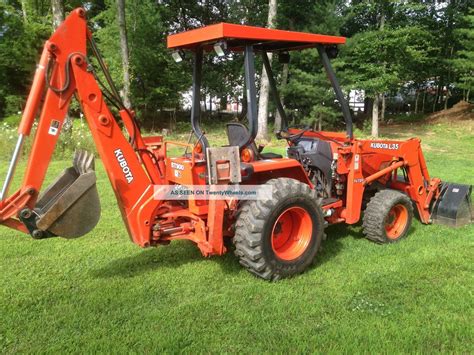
[363,189,413,243]
[233,178,325,281]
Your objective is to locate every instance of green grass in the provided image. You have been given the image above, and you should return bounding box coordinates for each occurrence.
[1,121,473,353]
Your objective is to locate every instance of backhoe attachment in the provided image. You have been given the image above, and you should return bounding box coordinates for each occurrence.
[19,150,101,239]
[431,182,472,227]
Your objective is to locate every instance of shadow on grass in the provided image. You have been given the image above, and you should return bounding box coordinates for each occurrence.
[313,224,362,265]
[92,241,207,278]
[92,223,381,279]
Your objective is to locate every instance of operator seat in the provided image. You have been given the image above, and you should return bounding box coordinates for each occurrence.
[226,122,282,160]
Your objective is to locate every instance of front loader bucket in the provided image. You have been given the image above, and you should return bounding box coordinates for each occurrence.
[34,150,101,238]
[431,182,472,227]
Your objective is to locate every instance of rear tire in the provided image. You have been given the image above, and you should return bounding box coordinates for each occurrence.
[233,178,325,281]
[363,189,413,243]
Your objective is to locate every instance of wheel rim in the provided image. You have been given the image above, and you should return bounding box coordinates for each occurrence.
[271,206,313,261]
[385,204,408,239]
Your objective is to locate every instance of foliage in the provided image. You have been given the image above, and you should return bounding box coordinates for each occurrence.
[0,2,50,117]
[0,1,472,127]
[277,0,346,128]
[340,25,435,98]
[450,9,474,100]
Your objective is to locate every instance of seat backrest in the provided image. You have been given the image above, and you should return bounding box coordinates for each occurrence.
[226,122,259,156]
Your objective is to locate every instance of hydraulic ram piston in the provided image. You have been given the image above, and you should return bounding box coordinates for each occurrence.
[0,135,25,201]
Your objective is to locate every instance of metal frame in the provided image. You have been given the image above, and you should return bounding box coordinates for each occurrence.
[190,48,210,151]
[317,44,353,139]
[242,45,258,149]
[262,52,288,130]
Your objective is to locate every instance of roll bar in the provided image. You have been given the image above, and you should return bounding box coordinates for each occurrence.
[242,45,258,149]
[261,52,288,131]
[190,48,210,151]
[316,44,353,139]
[189,44,353,149]
[189,45,258,151]
[262,45,353,139]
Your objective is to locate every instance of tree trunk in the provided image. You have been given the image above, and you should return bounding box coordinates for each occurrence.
[444,87,449,110]
[364,97,372,116]
[274,63,288,132]
[381,94,386,122]
[371,94,379,138]
[414,90,420,114]
[117,0,131,109]
[379,9,386,125]
[422,90,426,113]
[21,0,28,22]
[51,0,64,29]
[238,93,247,121]
[433,79,442,113]
[256,0,277,142]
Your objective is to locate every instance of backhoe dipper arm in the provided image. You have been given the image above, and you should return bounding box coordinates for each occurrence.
[0,8,162,246]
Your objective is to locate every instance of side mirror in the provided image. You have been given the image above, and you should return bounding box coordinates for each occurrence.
[278,52,290,64]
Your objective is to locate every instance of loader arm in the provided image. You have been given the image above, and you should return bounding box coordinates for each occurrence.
[0,8,163,246]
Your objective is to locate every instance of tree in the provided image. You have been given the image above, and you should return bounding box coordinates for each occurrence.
[0,2,50,118]
[279,0,346,131]
[116,0,131,108]
[51,0,64,29]
[451,9,474,102]
[341,22,434,136]
[0,0,470,127]
[274,62,288,132]
[20,0,28,22]
[256,0,277,141]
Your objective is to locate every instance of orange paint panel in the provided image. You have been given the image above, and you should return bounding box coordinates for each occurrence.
[250,158,302,173]
[168,22,346,50]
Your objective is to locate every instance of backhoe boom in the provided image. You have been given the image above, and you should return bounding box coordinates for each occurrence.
[0,8,160,246]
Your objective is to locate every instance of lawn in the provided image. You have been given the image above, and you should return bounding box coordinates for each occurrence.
[1,120,473,353]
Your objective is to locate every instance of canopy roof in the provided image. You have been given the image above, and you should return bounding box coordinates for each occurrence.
[167,22,346,52]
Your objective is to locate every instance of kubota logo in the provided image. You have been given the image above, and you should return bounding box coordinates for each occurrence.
[114,149,134,183]
[370,142,399,150]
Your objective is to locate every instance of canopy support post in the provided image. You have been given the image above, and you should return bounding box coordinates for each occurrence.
[317,44,353,139]
[190,48,210,151]
[262,52,288,130]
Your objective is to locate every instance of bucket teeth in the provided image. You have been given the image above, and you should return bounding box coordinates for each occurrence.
[32,149,100,238]
[73,150,95,174]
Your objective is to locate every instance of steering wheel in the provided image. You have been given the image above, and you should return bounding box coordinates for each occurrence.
[276,126,311,142]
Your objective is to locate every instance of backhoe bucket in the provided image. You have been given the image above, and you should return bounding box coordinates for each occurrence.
[431,183,472,227]
[34,150,101,238]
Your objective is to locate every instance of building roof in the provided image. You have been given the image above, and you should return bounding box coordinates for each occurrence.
[167,22,346,52]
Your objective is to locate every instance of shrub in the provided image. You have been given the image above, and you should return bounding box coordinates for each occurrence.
[0,118,96,161]
[4,95,24,116]
[3,114,22,126]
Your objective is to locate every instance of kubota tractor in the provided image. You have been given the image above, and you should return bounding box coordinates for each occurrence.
[0,9,471,280]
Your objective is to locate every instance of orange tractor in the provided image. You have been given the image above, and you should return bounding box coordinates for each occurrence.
[0,9,471,280]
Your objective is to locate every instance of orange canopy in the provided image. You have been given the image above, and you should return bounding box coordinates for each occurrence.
[167,22,345,52]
